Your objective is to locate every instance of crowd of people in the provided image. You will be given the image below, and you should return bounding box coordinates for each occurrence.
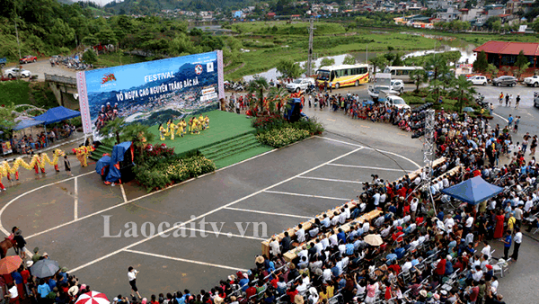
[7,123,76,155]
[5,89,539,304]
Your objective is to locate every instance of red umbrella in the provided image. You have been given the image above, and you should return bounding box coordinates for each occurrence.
[0,256,22,275]
[76,291,110,304]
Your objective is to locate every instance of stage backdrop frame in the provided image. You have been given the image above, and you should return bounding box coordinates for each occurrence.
[77,50,224,135]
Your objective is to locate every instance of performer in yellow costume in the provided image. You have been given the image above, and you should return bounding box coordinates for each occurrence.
[189,117,198,134]
[204,115,210,129]
[167,119,176,140]
[72,146,93,168]
[176,119,187,137]
[198,115,205,131]
[159,123,167,141]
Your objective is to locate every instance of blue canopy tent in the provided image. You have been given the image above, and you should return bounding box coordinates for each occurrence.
[13,119,44,131]
[33,106,81,146]
[440,176,503,205]
[34,106,80,125]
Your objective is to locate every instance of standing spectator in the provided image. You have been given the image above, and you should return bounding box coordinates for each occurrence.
[501,230,512,260]
[511,227,522,262]
[515,94,520,109]
[128,267,142,299]
[4,283,19,304]
[64,156,72,177]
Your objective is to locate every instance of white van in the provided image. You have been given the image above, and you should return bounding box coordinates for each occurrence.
[383,66,424,83]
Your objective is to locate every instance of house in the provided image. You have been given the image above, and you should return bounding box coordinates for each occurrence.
[459,8,481,22]
[267,12,276,18]
[436,7,461,22]
[233,11,244,18]
[474,41,539,72]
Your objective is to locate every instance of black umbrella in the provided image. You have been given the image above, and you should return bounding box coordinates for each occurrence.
[30,259,59,278]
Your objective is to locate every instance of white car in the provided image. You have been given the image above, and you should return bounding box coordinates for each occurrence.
[467,75,488,86]
[368,85,400,99]
[390,79,404,93]
[286,78,314,92]
[384,95,411,110]
[524,75,539,87]
[4,68,31,78]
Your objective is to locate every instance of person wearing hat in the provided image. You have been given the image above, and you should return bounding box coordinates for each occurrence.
[127,266,142,299]
[294,294,304,304]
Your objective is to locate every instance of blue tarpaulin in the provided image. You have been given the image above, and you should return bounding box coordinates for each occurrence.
[96,155,112,176]
[441,176,503,205]
[106,142,133,183]
[13,119,44,131]
[33,106,81,125]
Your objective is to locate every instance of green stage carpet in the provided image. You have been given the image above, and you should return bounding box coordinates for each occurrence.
[147,110,272,168]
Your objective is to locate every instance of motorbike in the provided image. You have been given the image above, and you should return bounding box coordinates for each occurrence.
[475,93,487,108]
[233,82,244,92]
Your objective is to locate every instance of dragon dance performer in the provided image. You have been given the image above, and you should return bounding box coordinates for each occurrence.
[3,159,18,181]
[158,123,167,141]
[176,119,187,137]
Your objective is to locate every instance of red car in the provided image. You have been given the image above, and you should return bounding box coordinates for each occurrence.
[19,55,37,64]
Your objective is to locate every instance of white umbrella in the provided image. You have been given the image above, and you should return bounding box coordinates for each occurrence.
[364,234,384,246]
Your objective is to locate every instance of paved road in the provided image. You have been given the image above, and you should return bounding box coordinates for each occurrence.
[9,59,76,82]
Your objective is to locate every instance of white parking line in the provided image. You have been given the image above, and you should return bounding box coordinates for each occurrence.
[327,163,414,172]
[224,207,312,219]
[297,176,364,184]
[264,190,350,201]
[124,249,248,272]
[120,184,128,203]
[74,177,78,220]
[182,227,267,241]
[68,146,364,273]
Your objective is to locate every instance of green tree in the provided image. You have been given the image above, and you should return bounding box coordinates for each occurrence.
[428,79,445,102]
[515,50,529,69]
[276,59,302,79]
[492,20,502,32]
[99,118,125,145]
[82,49,98,64]
[450,76,477,113]
[320,57,335,68]
[0,103,17,135]
[247,77,269,115]
[473,51,488,73]
[486,64,499,78]
[409,69,427,93]
[392,54,404,66]
[424,55,448,81]
[513,62,530,80]
[267,86,288,115]
[343,55,356,65]
[369,55,389,75]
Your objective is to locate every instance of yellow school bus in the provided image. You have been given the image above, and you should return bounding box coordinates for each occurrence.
[316,64,370,89]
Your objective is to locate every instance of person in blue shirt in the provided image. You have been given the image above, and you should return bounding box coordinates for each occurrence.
[444,256,454,275]
[502,230,512,260]
[345,242,355,256]
[48,276,57,290]
[337,228,346,244]
[239,275,250,291]
[38,279,52,299]
[395,246,405,259]
[175,292,184,304]
[385,249,397,265]
[437,210,444,221]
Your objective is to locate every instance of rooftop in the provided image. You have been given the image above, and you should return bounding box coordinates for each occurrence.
[473,41,539,56]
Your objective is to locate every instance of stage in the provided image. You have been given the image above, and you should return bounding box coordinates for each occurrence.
[147,110,273,168]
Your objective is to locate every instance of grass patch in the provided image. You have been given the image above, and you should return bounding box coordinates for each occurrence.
[96,53,148,67]
[0,81,30,106]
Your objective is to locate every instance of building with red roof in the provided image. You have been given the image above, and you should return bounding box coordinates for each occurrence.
[473,41,539,71]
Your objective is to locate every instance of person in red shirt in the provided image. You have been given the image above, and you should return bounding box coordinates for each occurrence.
[435,257,447,278]
[469,280,479,303]
[246,282,257,299]
[472,169,481,177]
[286,286,298,301]
[388,260,401,275]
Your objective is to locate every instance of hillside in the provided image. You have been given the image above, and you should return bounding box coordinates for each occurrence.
[104,0,259,15]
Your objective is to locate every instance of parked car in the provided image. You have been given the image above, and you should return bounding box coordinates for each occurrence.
[383,95,411,110]
[524,75,539,87]
[534,93,539,108]
[467,75,488,86]
[0,57,6,67]
[286,78,315,92]
[492,76,517,87]
[19,55,37,64]
[4,68,31,78]
[390,79,405,93]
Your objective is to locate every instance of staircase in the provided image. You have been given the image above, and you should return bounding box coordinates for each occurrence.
[199,133,272,169]
[89,143,114,161]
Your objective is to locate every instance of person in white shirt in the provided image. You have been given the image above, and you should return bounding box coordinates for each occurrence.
[373,192,380,206]
[127,266,142,299]
[338,211,347,224]
[380,193,387,204]
[329,233,338,248]
[444,216,455,231]
[295,225,306,243]
[331,212,340,226]
[320,235,330,249]
[410,198,419,220]
[5,284,18,303]
[298,246,309,263]
[381,226,391,238]
[269,237,281,256]
[512,227,523,261]
[481,242,491,259]
[524,198,533,213]
[442,177,449,188]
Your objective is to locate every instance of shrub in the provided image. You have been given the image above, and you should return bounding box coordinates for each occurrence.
[257,128,310,148]
[403,95,424,105]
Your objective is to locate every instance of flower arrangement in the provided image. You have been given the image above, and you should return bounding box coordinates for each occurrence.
[256,128,311,148]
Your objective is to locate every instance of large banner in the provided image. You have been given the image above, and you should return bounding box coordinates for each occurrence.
[77,51,224,135]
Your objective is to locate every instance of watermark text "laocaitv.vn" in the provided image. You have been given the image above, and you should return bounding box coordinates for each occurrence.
[102,215,268,238]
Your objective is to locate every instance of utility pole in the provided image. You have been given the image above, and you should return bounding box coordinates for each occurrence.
[14,17,22,80]
[307,17,315,77]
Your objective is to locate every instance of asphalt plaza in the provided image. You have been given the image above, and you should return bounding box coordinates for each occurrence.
[1,135,421,297]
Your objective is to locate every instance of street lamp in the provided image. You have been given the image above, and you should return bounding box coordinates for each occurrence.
[14,16,22,80]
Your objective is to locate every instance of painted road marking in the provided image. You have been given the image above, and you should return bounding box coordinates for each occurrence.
[264,190,350,201]
[224,207,312,219]
[74,177,78,220]
[120,184,128,203]
[182,227,266,241]
[124,249,248,272]
[327,163,414,172]
[297,176,364,184]
[68,146,364,273]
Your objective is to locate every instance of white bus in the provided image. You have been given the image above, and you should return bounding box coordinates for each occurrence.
[383,66,424,83]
